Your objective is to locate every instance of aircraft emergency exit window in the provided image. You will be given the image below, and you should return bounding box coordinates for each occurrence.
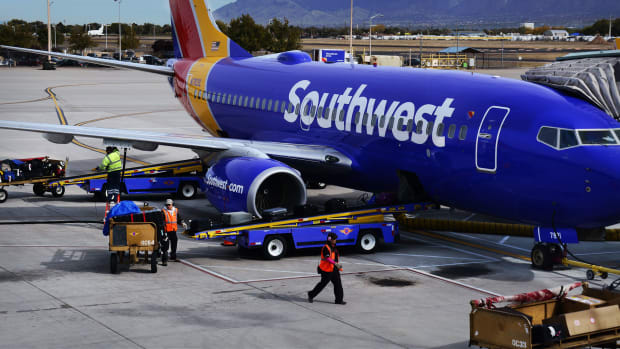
[578,130,617,145]
[459,125,468,140]
[559,129,578,149]
[448,124,456,139]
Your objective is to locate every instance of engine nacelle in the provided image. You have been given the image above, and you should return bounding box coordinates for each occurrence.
[204,157,307,218]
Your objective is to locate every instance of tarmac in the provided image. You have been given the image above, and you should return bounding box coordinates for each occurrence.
[0,65,619,349]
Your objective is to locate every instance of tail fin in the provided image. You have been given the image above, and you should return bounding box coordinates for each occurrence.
[169,0,252,59]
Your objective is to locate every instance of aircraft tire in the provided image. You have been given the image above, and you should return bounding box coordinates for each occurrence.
[51,185,65,197]
[262,235,287,260]
[0,189,7,203]
[531,243,553,270]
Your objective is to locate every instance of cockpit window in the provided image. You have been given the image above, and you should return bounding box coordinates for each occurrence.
[578,130,617,145]
[537,127,557,148]
[559,129,578,149]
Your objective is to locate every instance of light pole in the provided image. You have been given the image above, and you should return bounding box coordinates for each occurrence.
[349,0,353,63]
[369,13,383,60]
[115,0,122,60]
[105,24,108,49]
[47,0,52,61]
[53,24,56,48]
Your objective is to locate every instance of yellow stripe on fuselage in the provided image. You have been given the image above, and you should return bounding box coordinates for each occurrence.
[187,57,224,136]
[193,0,229,58]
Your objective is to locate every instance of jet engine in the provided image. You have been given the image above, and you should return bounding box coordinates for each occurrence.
[204,157,307,218]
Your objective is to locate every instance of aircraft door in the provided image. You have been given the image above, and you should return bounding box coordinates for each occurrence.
[475,106,510,173]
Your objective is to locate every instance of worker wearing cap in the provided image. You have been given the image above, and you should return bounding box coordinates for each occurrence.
[307,232,346,305]
[98,146,122,203]
[161,198,187,265]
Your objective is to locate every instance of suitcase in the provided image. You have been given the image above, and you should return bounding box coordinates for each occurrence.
[325,198,347,213]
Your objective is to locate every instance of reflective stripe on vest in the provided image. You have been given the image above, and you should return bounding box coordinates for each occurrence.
[318,244,336,272]
[162,207,177,232]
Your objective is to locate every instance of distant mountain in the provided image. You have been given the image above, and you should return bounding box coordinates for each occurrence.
[214,0,620,28]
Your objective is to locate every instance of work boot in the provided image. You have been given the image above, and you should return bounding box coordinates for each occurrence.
[162,260,167,266]
[307,291,313,303]
[335,300,347,305]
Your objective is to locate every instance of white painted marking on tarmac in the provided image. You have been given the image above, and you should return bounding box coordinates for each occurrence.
[499,236,510,244]
[383,252,485,261]
[200,265,316,275]
[440,231,530,252]
[179,259,238,283]
[403,261,489,268]
[401,233,500,261]
[405,267,501,296]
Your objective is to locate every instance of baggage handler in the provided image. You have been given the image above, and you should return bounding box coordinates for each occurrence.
[308,232,346,305]
[161,198,187,265]
[98,147,122,203]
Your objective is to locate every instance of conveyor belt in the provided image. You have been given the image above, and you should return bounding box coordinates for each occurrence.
[522,56,620,120]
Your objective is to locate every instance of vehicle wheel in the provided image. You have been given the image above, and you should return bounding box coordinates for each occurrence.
[262,235,287,260]
[51,185,65,197]
[110,253,119,274]
[601,272,608,279]
[357,230,378,253]
[586,269,595,280]
[531,244,552,270]
[0,189,7,203]
[150,252,158,273]
[33,183,46,196]
[178,182,197,199]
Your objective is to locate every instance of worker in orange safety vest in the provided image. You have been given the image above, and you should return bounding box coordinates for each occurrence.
[307,232,346,305]
[160,198,187,266]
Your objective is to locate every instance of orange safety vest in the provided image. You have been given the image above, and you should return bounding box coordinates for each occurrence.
[162,207,178,232]
[318,244,337,272]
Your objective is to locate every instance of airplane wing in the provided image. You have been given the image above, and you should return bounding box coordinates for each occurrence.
[0,121,352,170]
[0,45,174,77]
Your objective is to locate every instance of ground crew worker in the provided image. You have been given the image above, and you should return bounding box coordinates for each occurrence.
[161,198,187,265]
[98,146,122,203]
[308,232,346,305]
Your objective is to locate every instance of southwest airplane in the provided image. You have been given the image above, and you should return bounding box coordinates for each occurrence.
[87,24,105,36]
[1,0,620,267]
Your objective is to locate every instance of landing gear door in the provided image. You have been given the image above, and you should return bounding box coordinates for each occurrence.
[475,106,510,173]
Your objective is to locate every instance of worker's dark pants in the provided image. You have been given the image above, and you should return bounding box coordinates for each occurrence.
[161,230,178,261]
[309,268,343,303]
[106,170,121,202]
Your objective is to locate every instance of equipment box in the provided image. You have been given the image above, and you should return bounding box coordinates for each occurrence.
[470,283,620,348]
[108,222,159,274]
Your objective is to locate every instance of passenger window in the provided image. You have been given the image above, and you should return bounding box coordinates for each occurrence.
[243,96,249,107]
[216,94,221,103]
[354,112,360,125]
[232,95,237,106]
[288,103,294,114]
[437,123,445,136]
[227,95,232,104]
[317,107,324,119]
[379,115,386,128]
[222,93,227,103]
[261,99,266,110]
[578,130,617,145]
[559,129,578,149]
[537,127,558,148]
[406,119,413,132]
[372,115,378,127]
[448,124,456,139]
[387,117,395,130]
[249,97,255,108]
[426,122,434,135]
[339,109,345,121]
[295,103,300,115]
[396,117,404,130]
[363,113,369,125]
[323,108,329,119]
[268,99,273,111]
[281,102,287,113]
[416,121,423,134]
[206,92,211,101]
[193,89,197,98]
[274,100,279,112]
[459,125,468,140]
[304,104,310,116]
[332,109,338,120]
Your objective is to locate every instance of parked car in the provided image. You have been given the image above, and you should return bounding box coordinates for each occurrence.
[56,59,83,67]
[131,56,145,64]
[142,55,165,65]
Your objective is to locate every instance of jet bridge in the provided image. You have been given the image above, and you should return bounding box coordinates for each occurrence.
[522,53,620,120]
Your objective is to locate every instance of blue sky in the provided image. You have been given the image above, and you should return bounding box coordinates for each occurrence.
[0,0,235,25]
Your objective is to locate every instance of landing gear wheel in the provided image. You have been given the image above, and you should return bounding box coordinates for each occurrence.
[0,189,7,203]
[150,252,158,273]
[531,243,553,270]
[33,183,46,196]
[263,235,287,260]
[110,253,119,274]
[178,182,196,199]
[357,230,377,253]
[51,185,65,197]
[586,269,595,280]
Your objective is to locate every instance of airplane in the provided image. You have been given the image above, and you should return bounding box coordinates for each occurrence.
[1,0,620,268]
[87,24,105,36]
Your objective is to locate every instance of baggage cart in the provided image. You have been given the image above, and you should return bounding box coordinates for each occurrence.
[470,283,620,349]
[0,157,66,202]
[108,221,159,274]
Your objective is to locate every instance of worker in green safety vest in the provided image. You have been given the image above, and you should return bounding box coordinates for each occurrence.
[99,146,122,203]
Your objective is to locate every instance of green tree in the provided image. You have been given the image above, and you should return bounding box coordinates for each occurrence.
[582,18,620,36]
[121,25,140,50]
[68,27,94,54]
[225,14,267,53]
[265,18,301,52]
